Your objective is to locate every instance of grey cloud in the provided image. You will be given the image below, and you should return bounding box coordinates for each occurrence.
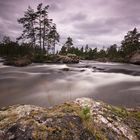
[74,16,140,36]
[59,12,87,24]
[49,3,62,12]
[70,13,87,21]
[74,19,118,36]
[0,0,140,47]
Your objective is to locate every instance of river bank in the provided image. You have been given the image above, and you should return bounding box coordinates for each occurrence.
[2,51,140,67]
[3,54,79,67]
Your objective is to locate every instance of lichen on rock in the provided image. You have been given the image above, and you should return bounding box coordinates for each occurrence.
[0,98,140,140]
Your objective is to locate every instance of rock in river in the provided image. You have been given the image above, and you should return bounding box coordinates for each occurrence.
[130,51,140,65]
[4,56,32,67]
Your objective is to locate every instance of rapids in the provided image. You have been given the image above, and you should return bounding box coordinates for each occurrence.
[0,60,140,107]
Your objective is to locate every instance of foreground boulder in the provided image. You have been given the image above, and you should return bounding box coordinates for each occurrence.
[0,98,139,140]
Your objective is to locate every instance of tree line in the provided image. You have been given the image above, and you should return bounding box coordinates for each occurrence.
[59,28,140,62]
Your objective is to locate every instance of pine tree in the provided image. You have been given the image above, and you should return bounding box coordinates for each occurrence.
[48,24,59,54]
[2,36,11,44]
[18,3,59,54]
[107,44,118,59]
[17,6,37,47]
[121,28,140,56]
[60,46,67,54]
[64,37,73,52]
[85,44,89,52]
[36,3,43,49]
[41,4,50,51]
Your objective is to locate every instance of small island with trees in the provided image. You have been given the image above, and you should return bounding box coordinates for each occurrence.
[0,3,140,66]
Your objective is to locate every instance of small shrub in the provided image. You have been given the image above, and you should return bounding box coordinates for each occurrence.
[80,106,91,120]
[33,53,46,63]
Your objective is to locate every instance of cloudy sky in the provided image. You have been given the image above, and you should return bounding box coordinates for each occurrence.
[0,0,140,49]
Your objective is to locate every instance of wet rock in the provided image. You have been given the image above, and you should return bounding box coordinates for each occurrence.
[83,65,91,68]
[92,67,105,72]
[44,54,79,64]
[95,58,109,62]
[4,56,32,67]
[92,66,96,69]
[0,98,140,140]
[80,69,86,72]
[61,68,70,71]
[57,55,79,64]
[130,51,140,65]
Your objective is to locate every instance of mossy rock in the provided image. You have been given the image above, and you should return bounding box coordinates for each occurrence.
[0,98,140,140]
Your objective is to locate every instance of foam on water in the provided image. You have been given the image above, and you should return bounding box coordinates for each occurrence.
[0,61,140,107]
[29,68,140,106]
[32,63,69,69]
[0,63,9,68]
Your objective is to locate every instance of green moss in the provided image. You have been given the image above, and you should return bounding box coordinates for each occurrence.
[134,112,140,120]
[129,111,140,120]
[1,102,139,139]
[0,115,6,121]
[27,119,47,140]
[48,103,81,117]
[0,113,19,130]
[110,106,128,118]
[95,131,108,140]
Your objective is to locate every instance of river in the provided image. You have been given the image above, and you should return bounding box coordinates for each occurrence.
[0,60,140,108]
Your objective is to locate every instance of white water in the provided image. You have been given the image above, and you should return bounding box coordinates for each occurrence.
[0,61,140,107]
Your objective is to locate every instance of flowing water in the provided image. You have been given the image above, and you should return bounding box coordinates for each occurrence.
[0,60,140,108]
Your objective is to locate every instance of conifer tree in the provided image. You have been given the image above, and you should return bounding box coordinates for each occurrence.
[121,28,140,56]
[18,6,37,47]
[48,24,59,54]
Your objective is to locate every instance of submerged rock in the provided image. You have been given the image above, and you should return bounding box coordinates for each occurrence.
[61,68,70,71]
[0,98,139,140]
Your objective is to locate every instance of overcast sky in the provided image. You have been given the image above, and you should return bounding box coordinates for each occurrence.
[0,0,140,49]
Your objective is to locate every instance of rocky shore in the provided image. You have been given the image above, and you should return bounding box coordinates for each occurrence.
[0,98,139,140]
[3,54,79,67]
[3,51,140,67]
[4,56,32,67]
[129,51,140,65]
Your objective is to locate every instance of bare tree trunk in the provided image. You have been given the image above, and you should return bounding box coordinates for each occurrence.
[42,16,46,52]
[39,17,42,49]
[47,39,50,53]
[31,21,36,48]
[53,41,55,54]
